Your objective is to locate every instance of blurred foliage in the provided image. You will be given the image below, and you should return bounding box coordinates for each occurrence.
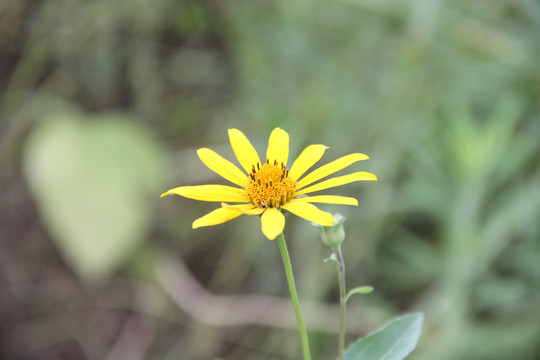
[23,106,165,282]
[1,0,540,359]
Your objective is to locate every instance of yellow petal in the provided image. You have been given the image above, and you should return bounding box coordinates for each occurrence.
[260,207,285,240]
[222,203,265,215]
[291,195,358,206]
[296,153,370,190]
[197,148,248,187]
[228,128,261,174]
[192,207,244,228]
[281,201,333,226]
[288,144,329,181]
[295,172,377,196]
[162,184,248,202]
[266,128,289,166]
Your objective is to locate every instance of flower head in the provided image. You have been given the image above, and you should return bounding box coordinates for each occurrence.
[161,128,377,240]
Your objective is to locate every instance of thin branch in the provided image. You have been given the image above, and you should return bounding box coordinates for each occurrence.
[154,253,371,334]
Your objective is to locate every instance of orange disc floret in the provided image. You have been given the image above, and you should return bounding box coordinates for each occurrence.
[246,159,296,208]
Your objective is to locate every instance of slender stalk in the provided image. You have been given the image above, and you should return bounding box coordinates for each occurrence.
[276,233,312,360]
[335,245,346,360]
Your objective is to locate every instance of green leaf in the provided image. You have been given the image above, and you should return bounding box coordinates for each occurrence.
[346,286,374,301]
[23,107,166,283]
[324,252,341,268]
[344,313,424,360]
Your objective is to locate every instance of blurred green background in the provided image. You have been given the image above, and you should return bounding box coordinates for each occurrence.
[2,0,540,359]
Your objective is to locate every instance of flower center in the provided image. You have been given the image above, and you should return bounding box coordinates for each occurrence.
[246,159,296,208]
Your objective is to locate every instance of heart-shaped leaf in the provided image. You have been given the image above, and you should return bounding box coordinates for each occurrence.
[23,108,166,283]
[344,313,424,360]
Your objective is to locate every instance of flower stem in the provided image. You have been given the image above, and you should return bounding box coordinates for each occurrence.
[276,233,312,360]
[335,245,346,360]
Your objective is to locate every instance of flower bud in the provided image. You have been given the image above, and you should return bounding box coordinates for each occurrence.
[312,213,346,251]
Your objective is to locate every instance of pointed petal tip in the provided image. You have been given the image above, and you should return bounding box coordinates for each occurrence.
[160,191,170,198]
[197,147,248,186]
[228,128,243,136]
[296,171,379,196]
[288,144,329,181]
[192,206,245,229]
[296,152,370,189]
[281,201,335,227]
[196,147,209,155]
[290,195,359,206]
[264,227,280,240]
[316,215,335,227]
[354,153,370,160]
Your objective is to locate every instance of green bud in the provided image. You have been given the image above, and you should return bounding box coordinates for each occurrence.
[312,213,346,251]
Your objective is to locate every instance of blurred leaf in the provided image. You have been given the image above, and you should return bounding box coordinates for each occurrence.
[378,229,441,289]
[473,275,528,314]
[460,321,540,360]
[344,313,424,360]
[23,107,166,283]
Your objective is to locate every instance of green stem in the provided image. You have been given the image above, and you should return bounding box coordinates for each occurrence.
[335,246,346,360]
[276,233,312,360]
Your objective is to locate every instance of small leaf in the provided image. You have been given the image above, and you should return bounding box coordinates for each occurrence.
[346,286,374,301]
[344,313,424,360]
[324,253,340,267]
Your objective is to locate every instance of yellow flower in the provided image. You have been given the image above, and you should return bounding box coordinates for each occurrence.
[161,128,377,240]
